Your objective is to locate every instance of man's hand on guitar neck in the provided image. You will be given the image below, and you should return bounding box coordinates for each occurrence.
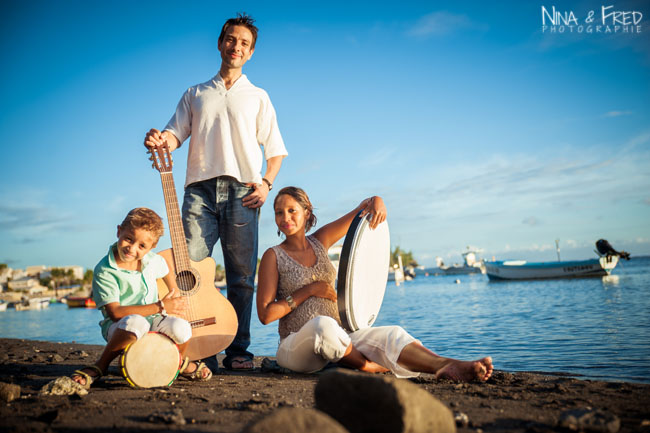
[144,128,180,152]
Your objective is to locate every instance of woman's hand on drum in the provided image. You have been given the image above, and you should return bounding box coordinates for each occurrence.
[161,290,188,315]
[358,196,387,229]
[309,281,337,302]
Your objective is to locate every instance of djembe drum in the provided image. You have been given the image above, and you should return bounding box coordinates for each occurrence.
[120,332,182,388]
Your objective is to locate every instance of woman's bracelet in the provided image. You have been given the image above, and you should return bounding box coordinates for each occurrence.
[286,295,297,311]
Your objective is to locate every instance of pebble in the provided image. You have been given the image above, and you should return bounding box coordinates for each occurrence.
[0,382,21,403]
[69,350,89,358]
[148,408,186,425]
[454,411,469,427]
[47,354,64,363]
[558,408,620,433]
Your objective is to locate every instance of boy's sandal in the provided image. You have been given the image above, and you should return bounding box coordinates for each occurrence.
[180,357,212,382]
[71,365,103,390]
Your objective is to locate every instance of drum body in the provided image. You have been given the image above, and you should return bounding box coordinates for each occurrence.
[120,332,181,388]
[337,213,390,331]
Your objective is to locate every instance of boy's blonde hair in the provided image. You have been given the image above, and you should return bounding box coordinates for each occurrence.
[120,208,164,240]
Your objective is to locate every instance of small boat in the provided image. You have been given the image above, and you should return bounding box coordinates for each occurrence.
[14,297,51,311]
[485,239,628,281]
[436,247,486,275]
[66,296,96,308]
[0,302,8,312]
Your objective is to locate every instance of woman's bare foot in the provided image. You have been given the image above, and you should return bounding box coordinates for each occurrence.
[359,360,390,374]
[435,356,493,382]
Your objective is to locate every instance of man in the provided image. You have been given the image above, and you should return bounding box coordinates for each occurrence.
[144,13,287,371]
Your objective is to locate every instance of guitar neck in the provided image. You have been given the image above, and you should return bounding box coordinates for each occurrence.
[160,172,192,271]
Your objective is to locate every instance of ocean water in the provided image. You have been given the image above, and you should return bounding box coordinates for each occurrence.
[1,257,649,383]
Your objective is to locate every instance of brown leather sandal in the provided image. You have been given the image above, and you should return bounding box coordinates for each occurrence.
[179,357,212,381]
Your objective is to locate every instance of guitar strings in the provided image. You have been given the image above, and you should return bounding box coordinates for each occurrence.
[166,173,198,324]
[158,151,199,324]
[162,172,198,324]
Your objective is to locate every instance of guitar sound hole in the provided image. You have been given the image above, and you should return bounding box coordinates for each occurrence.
[176,270,197,293]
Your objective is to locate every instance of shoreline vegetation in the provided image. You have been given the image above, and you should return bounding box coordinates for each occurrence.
[1,338,649,432]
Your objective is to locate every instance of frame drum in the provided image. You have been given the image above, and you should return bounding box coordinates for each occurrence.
[120,332,182,388]
[337,212,390,331]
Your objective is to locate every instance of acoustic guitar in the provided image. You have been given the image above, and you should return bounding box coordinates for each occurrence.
[150,144,238,361]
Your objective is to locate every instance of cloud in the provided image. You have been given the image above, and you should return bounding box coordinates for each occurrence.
[522,216,540,226]
[603,110,633,118]
[408,11,484,37]
[0,204,66,231]
[358,147,395,167]
[107,195,127,212]
[0,202,91,237]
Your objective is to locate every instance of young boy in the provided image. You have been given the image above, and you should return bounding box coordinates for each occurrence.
[71,207,211,388]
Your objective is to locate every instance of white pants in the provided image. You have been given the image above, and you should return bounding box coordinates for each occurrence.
[276,316,419,378]
[107,314,192,345]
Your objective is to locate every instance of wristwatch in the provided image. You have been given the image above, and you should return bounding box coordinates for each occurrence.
[286,295,296,311]
[262,178,273,190]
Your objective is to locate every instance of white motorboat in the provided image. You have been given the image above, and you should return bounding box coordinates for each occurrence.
[14,297,51,311]
[485,256,619,280]
[485,239,628,281]
[437,247,485,275]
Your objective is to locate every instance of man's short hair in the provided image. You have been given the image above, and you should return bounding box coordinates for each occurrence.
[120,207,164,241]
[218,12,259,49]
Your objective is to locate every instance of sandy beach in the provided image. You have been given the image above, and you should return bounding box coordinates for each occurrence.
[1,338,649,432]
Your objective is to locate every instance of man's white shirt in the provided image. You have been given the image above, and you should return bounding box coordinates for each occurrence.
[164,74,287,188]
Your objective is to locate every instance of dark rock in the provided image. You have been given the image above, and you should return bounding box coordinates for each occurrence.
[454,412,469,427]
[148,408,186,425]
[0,382,21,402]
[242,407,348,433]
[47,354,64,363]
[558,408,620,433]
[35,409,59,424]
[69,350,89,358]
[315,369,456,433]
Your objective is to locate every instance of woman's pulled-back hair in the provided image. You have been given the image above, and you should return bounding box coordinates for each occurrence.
[274,186,317,233]
[120,208,164,240]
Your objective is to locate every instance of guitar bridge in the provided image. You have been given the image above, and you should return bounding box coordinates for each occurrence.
[190,317,217,328]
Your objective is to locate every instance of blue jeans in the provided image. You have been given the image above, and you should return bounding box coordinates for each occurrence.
[182,176,258,363]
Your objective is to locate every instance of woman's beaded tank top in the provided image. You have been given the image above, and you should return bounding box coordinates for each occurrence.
[273,235,341,340]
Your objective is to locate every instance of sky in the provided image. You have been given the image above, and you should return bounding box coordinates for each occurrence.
[1,0,649,271]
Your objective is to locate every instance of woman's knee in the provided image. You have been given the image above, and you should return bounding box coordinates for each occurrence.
[309,316,338,334]
[309,316,350,361]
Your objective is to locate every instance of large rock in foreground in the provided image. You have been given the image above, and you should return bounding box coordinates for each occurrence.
[242,407,349,433]
[315,370,456,433]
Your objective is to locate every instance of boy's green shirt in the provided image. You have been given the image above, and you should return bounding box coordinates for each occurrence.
[92,243,168,340]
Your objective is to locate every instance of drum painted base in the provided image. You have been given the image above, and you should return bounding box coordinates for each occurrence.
[120,332,182,388]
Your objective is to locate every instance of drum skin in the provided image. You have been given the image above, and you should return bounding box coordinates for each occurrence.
[120,332,181,388]
[337,213,390,331]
